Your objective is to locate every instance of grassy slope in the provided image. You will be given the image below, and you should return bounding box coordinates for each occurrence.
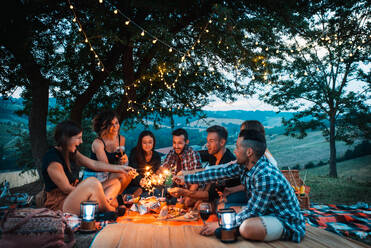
[299,155,371,204]
[268,131,355,168]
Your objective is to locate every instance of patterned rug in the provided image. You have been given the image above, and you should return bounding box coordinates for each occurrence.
[303,202,371,242]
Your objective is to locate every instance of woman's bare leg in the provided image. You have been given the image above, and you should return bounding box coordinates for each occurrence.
[102,172,132,207]
[63,177,115,215]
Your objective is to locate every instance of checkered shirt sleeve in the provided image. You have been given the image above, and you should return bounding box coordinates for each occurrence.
[184,163,241,184]
[182,147,202,171]
[161,149,176,170]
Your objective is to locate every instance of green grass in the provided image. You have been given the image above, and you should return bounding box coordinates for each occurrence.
[268,131,357,168]
[299,155,371,204]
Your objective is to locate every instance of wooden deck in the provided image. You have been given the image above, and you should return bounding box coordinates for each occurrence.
[91,222,370,248]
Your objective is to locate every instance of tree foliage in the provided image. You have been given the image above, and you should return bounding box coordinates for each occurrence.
[251,0,371,177]
[0,0,310,174]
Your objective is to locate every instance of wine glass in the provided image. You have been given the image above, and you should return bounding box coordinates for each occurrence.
[123,194,133,215]
[198,202,211,225]
[115,146,126,165]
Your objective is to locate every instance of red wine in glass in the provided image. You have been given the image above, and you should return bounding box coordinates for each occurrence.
[199,210,211,221]
[123,195,133,214]
[114,146,126,164]
[199,202,211,224]
[124,201,133,209]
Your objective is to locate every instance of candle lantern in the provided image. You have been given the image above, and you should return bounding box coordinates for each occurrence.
[217,208,238,243]
[80,201,98,233]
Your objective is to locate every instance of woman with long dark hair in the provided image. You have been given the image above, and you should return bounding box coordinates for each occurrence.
[127,130,162,196]
[42,120,135,215]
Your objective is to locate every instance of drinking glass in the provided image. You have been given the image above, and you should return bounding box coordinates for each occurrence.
[198,202,211,225]
[115,146,126,165]
[123,194,133,215]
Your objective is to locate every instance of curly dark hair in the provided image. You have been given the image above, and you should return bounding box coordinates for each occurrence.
[92,110,118,136]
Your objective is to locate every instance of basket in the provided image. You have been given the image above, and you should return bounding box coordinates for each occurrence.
[281,170,310,209]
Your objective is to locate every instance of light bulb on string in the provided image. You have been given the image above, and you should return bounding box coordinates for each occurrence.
[70,5,74,9]
[114,9,118,14]
[125,20,130,25]
[141,30,145,36]
[168,47,173,52]
[99,0,103,3]
[152,39,157,44]
[209,20,212,23]
[85,38,88,43]
[73,18,77,22]
[78,28,82,32]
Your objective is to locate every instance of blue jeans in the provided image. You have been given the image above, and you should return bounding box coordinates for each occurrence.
[225,191,248,208]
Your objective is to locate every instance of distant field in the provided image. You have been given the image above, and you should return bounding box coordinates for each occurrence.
[225,130,355,168]
[302,155,371,183]
[299,155,371,204]
[0,169,39,188]
[267,131,356,168]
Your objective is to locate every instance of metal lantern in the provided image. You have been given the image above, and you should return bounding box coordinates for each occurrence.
[80,201,98,233]
[217,208,238,243]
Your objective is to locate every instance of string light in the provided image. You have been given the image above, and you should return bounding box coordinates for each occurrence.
[67,0,105,72]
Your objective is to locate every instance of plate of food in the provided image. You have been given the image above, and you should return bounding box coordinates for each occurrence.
[156,206,186,220]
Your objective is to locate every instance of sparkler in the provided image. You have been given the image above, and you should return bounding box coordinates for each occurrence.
[139,166,168,194]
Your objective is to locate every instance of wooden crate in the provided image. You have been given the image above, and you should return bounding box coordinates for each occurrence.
[281,170,310,209]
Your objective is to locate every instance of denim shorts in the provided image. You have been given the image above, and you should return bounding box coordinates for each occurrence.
[83,170,109,183]
[259,216,284,241]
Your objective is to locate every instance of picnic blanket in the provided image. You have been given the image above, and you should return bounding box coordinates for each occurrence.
[303,202,371,242]
[65,212,117,232]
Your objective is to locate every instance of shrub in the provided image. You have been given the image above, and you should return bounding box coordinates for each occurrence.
[304,161,315,169]
[317,160,326,167]
[292,164,301,170]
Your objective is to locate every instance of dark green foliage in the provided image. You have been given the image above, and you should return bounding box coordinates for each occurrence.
[292,164,301,170]
[338,141,371,162]
[304,162,316,169]
[252,0,371,177]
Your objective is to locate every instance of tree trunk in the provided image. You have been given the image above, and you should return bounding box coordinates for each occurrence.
[5,47,49,180]
[28,75,49,180]
[69,44,125,124]
[328,113,337,178]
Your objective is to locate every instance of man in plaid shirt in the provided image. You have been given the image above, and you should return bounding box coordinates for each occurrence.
[174,129,305,242]
[161,128,201,207]
[161,128,202,174]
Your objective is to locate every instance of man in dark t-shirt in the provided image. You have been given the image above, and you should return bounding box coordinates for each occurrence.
[169,125,246,209]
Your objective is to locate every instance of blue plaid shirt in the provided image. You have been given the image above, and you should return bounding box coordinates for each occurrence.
[184,156,306,242]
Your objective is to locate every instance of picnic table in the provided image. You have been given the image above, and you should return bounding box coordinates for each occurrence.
[88,211,370,248]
